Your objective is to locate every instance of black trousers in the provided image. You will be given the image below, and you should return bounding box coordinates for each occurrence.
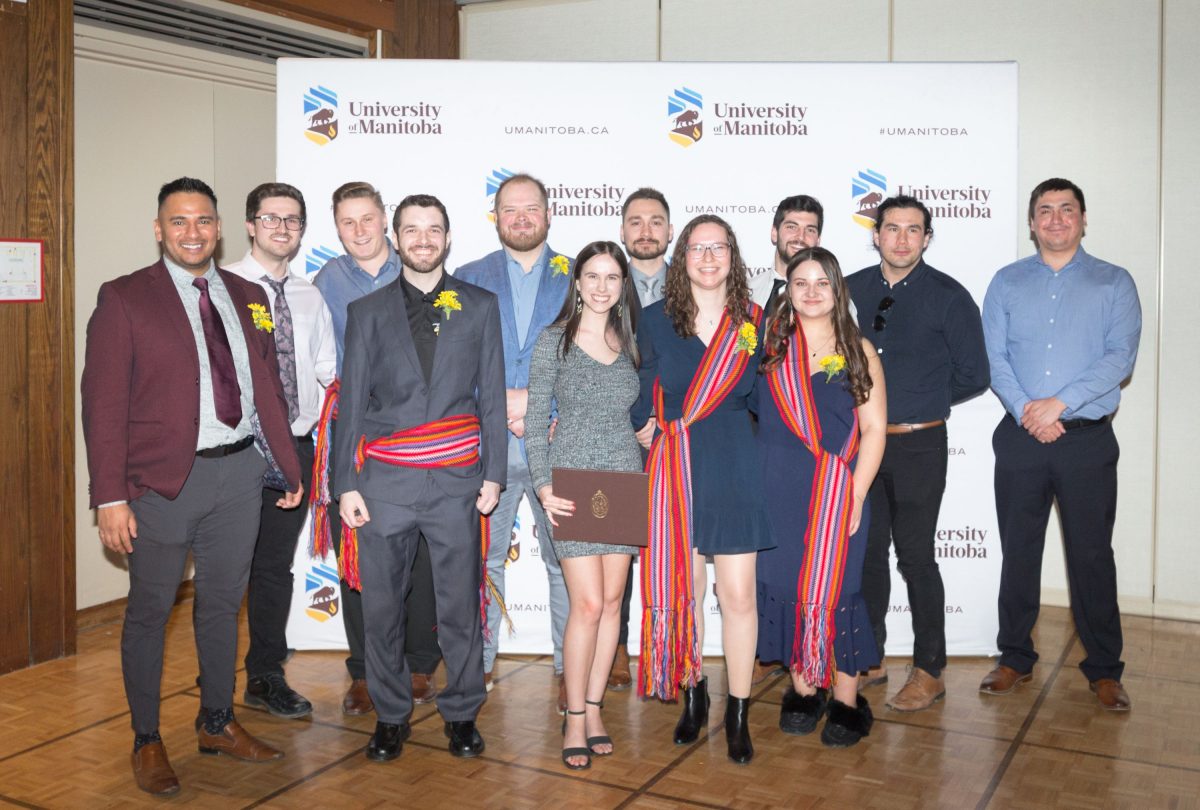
[862,425,948,675]
[245,437,315,678]
[359,481,485,723]
[330,421,441,679]
[993,415,1123,682]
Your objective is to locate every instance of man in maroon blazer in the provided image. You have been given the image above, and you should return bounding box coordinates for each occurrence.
[81,177,303,796]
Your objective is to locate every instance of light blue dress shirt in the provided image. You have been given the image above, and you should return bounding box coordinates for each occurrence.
[505,245,548,348]
[982,247,1141,421]
[313,244,402,373]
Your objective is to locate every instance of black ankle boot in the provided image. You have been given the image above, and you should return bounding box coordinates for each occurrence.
[724,696,754,764]
[672,677,710,745]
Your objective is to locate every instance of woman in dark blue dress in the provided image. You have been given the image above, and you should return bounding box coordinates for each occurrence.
[631,215,774,764]
[753,247,887,748]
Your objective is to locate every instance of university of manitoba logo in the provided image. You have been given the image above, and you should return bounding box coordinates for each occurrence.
[303,85,338,146]
[851,168,888,230]
[667,87,703,148]
[305,246,338,276]
[484,167,515,223]
[305,560,340,623]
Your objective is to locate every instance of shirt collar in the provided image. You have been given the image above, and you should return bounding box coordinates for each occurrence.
[630,261,667,288]
[343,243,400,279]
[1032,245,1089,274]
[876,259,929,289]
[401,272,446,305]
[503,244,550,274]
[163,255,216,287]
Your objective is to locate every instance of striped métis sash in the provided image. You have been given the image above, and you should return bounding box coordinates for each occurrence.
[334,414,483,592]
[765,329,859,688]
[309,379,341,563]
[639,306,761,701]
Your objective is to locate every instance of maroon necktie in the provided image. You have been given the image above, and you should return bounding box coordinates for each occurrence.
[193,277,242,429]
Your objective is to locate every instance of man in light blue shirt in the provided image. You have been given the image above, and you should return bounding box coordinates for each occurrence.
[455,174,574,708]
[980,178,1141,711]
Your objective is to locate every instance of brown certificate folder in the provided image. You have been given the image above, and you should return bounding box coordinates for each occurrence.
[551,468,649,547]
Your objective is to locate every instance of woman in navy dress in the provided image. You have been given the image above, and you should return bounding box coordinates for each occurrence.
[753,247,887,748]
[631,215,774,764]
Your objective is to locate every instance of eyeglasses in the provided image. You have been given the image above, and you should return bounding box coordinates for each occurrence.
[685,242,730,259]
[873,296,895,332]
[254,214,305,231]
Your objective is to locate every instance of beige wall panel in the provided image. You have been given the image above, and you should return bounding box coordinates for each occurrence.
[661,0,889,61]
[212,84,277,265]
[461,0,659,60]
[74,59,217,608]
[892,0,1161,611]
[1155,0,1200,618]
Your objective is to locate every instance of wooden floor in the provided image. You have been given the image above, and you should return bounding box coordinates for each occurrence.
[0,604,1197,809]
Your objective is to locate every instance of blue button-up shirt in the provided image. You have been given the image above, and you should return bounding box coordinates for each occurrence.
[982,247,1141,421]
[313,245,402,373]
[505,246,548,348]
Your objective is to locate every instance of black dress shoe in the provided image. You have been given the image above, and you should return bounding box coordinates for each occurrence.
[673,677,710,745]
[443,721,485,758]
[366,722,411,761]
[244,673,313,719]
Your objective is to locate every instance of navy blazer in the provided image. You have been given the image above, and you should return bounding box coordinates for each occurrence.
[332,273,507,505]
[81,260,301,507]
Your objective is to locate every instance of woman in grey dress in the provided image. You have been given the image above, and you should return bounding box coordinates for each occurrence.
[525,241,642,771]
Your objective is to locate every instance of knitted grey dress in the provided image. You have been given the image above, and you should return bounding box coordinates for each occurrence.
[525,324,642,558]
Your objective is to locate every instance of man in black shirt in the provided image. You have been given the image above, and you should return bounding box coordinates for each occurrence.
[846,195,989,712]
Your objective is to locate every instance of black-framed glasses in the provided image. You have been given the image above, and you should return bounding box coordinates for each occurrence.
[873,296,895,332]
[255,214,305,231]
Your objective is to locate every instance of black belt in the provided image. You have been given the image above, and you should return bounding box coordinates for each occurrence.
[196,435,254,458]
[1061,415,1111,431]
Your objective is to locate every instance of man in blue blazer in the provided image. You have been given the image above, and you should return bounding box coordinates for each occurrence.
[336,194,506,760]
[455,174,573,704]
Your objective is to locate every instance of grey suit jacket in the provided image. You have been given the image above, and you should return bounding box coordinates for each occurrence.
[332,273,507,506]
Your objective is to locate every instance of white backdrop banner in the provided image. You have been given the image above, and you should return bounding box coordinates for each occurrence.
[280,59,1016,658]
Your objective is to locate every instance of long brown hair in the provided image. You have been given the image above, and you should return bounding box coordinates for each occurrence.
[662,215,753,338]
[551,240,640,367]
[761,247,872,405]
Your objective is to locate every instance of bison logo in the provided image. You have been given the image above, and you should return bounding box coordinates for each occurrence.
[303,85,339,146]
[667,87,703,148]
[851,169,888,230]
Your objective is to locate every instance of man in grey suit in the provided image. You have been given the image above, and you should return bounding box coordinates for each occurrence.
[336,194,506,761]
[455,173,573,709]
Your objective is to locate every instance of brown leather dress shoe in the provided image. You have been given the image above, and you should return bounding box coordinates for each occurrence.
[886,667,946,712]
[979,665,1033,695]
[556,673,568,715]
[412,672,440,705]
[197,719,283,762]
[608,647,632,691]
[1089,678,1131,711]
[132,741,180,796]
[343,678,375,715]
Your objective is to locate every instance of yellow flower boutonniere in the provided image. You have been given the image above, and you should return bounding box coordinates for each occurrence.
[433,289,462,319]
[549,254,570,277]
[819,353,847,382]
[735,321,758,354]
[248,303,274,333]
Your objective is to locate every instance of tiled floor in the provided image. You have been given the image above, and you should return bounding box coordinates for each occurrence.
[0,605,1196,808]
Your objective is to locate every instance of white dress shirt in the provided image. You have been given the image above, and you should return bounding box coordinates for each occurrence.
[225,251,337,436]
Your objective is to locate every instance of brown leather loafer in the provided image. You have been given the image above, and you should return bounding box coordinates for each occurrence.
[412,672,440,705]
[343,678,375,715]
[886,667,946,712]
[979,665,1033,695]
[197,719,283,762]
[608,647,633,691]
[132,741,180,796]
[1089,678,1131,711]
[556,673,568,715]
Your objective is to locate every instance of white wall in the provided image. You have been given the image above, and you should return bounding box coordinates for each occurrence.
[462,0,1198,621]
[74,23,276,608]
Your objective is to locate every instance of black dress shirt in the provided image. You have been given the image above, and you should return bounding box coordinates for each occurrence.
[845,261,989,423]
[400,274,447,384]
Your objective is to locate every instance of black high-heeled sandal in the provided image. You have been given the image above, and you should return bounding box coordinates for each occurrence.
[561,709,591,770]
[584,699,613,756]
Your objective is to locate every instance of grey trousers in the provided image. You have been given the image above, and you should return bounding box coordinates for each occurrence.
[482,439,567,673]
[124,447,267,734]
[358,480,486,724]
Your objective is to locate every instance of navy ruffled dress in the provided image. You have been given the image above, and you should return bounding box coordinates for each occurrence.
[752,367,880,675]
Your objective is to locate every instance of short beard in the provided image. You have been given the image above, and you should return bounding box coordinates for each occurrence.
[399,244,449,274]
[498,225,547,253]
[626,241,666,261]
